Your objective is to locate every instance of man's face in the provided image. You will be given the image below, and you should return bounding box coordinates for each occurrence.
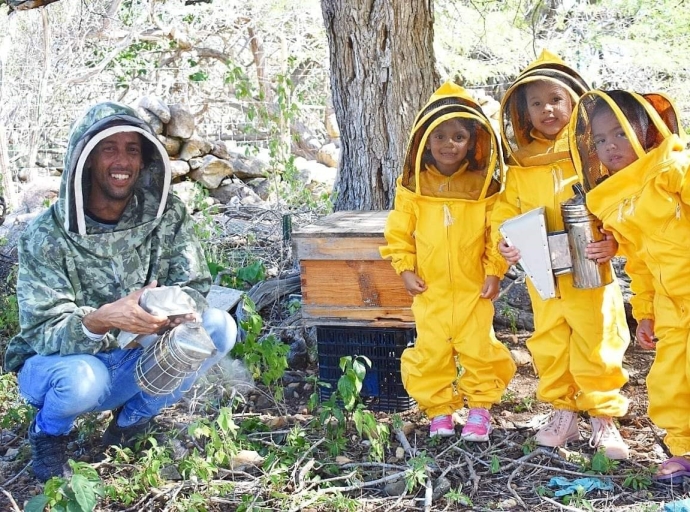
[88,132,144,206]
[524,81,573,140]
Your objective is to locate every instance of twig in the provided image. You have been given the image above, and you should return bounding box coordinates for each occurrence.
[462,452,480,495]
[0,462,29,487]
[394,427,417,457]
[0,488,21,512]
[540,495,584,512]
[290,436,324,490]
[287,470,408,512]
[296,458,316,492]
[423,469,433,511]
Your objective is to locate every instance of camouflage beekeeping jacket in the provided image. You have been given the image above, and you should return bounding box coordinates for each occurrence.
[3,102,211,372]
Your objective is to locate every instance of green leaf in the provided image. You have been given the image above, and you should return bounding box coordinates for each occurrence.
[24,495,51,512]
[71,474,98,511]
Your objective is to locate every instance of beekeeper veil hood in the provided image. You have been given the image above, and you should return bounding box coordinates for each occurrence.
[59,102,172,235]
[401,81,503,200]
[500,50,589,161]
[571,89,684,192]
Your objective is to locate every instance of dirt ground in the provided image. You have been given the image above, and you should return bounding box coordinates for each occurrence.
[0,327,688,511]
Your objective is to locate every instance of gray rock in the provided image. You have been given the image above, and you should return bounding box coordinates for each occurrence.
[178,136,213,161]
[189,155,234,189]
[432,476,452,501]
[138,96,171,123]
[166,104,195,139]
[209,181,263,205]
[169,159,190,180]
[137,107,164,134]
[156,134,182,157]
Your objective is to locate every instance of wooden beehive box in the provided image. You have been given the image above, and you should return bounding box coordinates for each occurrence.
[292,210,413,326]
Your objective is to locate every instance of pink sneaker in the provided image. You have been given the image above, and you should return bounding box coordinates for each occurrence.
[461,408,493,442]
[430,415,455,438]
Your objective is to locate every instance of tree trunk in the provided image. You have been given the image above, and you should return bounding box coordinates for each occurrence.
[321,0,437,211]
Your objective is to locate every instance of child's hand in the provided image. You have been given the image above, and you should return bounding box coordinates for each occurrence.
[401,270,427,296]
[498,240,521,265]
[480,275,500,300]
[586,229,618,264]
[636,318,656,350]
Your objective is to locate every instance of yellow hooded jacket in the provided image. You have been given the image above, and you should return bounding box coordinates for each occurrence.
[380,82,515,418]
[490,51,629,416]
[571,89,690,453]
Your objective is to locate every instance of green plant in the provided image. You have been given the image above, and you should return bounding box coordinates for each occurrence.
[500,304,519,334]
[405,452,433,493]
[231,297,288,390]
[521,436,537,455]
[562,486,594,511]
[589,450,619,474]
[514,394,535,413]
[622,467,654,491]
[0,373,33,429]
[25,461,104,512]
[445,485,473,506]
[490,454,500,474]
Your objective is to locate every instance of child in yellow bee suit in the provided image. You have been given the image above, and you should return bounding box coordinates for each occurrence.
[572,89,690,482]
[490,50,631,459]
[380,82,516,440]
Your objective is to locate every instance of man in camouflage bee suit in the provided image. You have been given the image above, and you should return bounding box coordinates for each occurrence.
[4,102,237,482]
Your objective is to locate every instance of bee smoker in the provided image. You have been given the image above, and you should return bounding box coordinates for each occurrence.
[499,188,612,300]
[135,321,217,396]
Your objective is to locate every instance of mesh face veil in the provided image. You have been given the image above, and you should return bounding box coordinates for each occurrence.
[572,90,683,192]
[401,94,502,199]
[500,55,590,160]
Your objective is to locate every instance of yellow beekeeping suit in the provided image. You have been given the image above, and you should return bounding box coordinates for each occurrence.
[380,82,515,418]
[572,89,690,453]
[490,51,630,417]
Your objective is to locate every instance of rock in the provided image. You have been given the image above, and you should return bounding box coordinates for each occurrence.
[169,159,190,180]
[178,136,213,161]
[229,450,264,469]
[137,107,164,134]
[36,152,63,169]
[510,348,533,366]
[17,177,61,213]
[497,498,519,509]
[316,142,339,168]
[245,178,271,200]
[395,446,405,459]
[138,95,171,123]
[188,157,203,170]
[166,104,195,139]
[325,109,340,139]
[224,145,271,180]
[189,155,234,189]
[287,337,308,370]
[210,140,230,160]
[172,180,199,208]
[160,464,183,480]
[383,478,407,497]
[209,180,263,205]
[157,134,182,157]
[432,476,452,501]
[293,157,337,189]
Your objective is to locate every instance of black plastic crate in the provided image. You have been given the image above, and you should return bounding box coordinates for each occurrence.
[316,325,416,412]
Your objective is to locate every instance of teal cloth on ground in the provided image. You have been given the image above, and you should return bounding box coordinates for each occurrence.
[665,499,690,512]
[547,476,614,497]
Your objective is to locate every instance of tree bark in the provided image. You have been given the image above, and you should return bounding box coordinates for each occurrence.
[321,0,437,211]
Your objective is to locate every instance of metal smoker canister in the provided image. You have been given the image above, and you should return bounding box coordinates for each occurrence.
[135,322,217,396]
[561,197,613,289]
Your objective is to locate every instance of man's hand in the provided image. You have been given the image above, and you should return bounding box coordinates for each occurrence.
[636,318,657,350]
[480,275,500,300]
[498,240,521,265]
[401,270,427,296]
[83,281,170,335]
[586,229,618,264]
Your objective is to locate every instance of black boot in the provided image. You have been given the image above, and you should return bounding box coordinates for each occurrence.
[102,409,155,449]
[28,419,70,482]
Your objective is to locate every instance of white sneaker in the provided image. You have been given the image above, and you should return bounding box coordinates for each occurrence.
[535,409,580,447]
[589,416,629,460]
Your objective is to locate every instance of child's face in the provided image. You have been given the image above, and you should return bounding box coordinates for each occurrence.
[591,109,638,173]
[426,119,472,176]
[524,81,573,140]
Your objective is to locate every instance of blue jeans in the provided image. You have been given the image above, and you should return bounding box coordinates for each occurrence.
[18,308,237,436]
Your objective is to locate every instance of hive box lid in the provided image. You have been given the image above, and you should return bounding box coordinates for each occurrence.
[292,210,390,260]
